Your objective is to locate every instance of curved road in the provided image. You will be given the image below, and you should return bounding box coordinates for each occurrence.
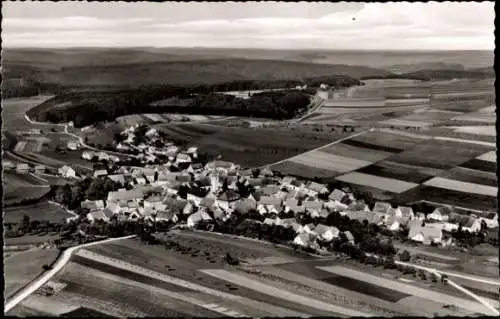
[4,235,136,314]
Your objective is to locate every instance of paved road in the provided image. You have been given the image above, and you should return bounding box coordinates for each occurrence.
[4,235,136,314]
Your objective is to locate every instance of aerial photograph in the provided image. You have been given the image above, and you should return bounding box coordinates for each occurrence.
[2,1,498,317]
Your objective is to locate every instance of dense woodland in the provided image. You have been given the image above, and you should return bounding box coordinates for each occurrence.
[27,76,358,127]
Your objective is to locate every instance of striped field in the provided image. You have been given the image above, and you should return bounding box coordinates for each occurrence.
[423,177,497,197]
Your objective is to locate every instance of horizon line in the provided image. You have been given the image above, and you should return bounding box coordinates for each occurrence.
[3,46,494,52]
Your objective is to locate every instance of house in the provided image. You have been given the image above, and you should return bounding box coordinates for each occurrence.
[107,188,144,203]
[344,231,355,244]
[480,214,499,229]
[176,174,192,183]
[260,184,281,197]
[145,128,158,138]
[373,201,392,214]
[347,200,369,212]
[200,196,217,210]
[303,200,323,213]
[281,219,304,233]
[328,189,346,202]
[260,166,274,177]
[81,200,105,211]
[16,163,30,173]
[234,198,257,215]
[408,223,442,245]
[187,193,202,206]
[206,160,236,171]
[284,198,303,214]
[154,211,178,223]
[218,190,241,210]
[293,233,316,248]
[314,224,340,242]
[385,215,401,231]
[346,210,373,224]
[306,182,329,195]
[67,141,79,150]
[3,160,16,170]
[281,176,296,186]
[94,169,108,178]
[163,197,188,215]
[187,211,212,228]
[398,206,414,225]
[108,174,126,185]
[34,165,46,174]
[462,217,482,233]
[427,206,453,222]
[303,223,316,234]
[58,165,76,178]
[186,147,198,155]
[81,151,94,160]
[143,197,167,211]
[97,152,110,161]
[176,153,192,164]
[259,196,282,207]
[182,202,194,215]
[325,200,349,213]
[86,210,109,223]
[263,218,276,226]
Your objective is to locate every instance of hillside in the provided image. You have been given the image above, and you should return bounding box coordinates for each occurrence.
[386,62,466,74]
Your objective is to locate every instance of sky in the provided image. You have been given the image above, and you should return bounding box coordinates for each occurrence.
[2,1,495,50]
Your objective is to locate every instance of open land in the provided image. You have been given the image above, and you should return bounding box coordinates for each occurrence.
[4,248,60,299]
[3,201,74,224]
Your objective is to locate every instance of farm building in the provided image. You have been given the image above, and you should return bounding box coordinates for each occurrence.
[427,206,454,222]
[108,174,126,185]
[187,211,212,228]
[408,221,443,245]
[34,165,46,174]
[94,170,108,178]
[3,161,16,170]
[16,163,30,173]
[81,200,105,211]
[67,141,79,150]
[176,153,192,164]
[58,165,76,178]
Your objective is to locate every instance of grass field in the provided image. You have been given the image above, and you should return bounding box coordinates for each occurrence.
[4,201,73,223]
[5,234,62,246]
[4,247,60,299]
[335,172,419,194]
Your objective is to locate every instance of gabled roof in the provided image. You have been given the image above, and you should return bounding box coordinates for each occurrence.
[344,231,355,242]
[284,198,299,207]
[281,176,296,185]
[399,206,414,218]
[89,210,108,220]
[303,200,322,210]
[373,201,392,214]
[329,189,346,202]
[235,198,257,214]
[108,174,125,184]
[261,184,280,196]
[432,206,454,216]
[107,188,144,202]
[94,169,108,176]
[218,190,240,202]
[259,196,281,206]
[307,182,328,193]
[200,196,216,208]
[347,210,373,223]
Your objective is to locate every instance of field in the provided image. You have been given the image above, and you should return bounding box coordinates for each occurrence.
[4,247,60,299]
[3,172,51,206]
[1,96,60,132]
[423,177,497,197]
[3,201,74,224]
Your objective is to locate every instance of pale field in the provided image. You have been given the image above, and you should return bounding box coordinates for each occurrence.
[20,294,80,316]
[143,113,165,122]
[200,268,370,317]
[396,296,474,317]
[379,118,431,128]
[317,265,497,315]
[4,248,59,299]
[476,151,497,163]
[423,177,497,197]
[289,150,372,174]
[335,172,419,193]
[323,99,386,108]
[452,126,495,137]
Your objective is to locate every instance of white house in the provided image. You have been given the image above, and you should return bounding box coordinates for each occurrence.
[67,141,79,150]
[293,233,316,249]
[427,207,453,222]
[176,153,192,164]
[314,224,340,242]
[408,221,442,245]
[462,217,482,233]
[81,151,95,160]
[81,199,105,211]
[187,193,202,206]
[94,169,108,178]
[34,165,46,174]
[58,165,76,178]
[187,211,212,228]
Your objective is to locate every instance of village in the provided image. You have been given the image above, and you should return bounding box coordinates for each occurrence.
[7,122,495,254]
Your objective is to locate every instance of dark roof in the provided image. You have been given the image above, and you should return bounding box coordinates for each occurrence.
[218,190,240,202]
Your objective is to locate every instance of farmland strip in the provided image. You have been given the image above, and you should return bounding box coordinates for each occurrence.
[335,172,419,193]
[341,139,403,153]
[289,151,371,174]
[441,167,497,187]
[318,266,494,315]
[423,177,497,197]
[72,255,195,293]
[356,164,434,184]
[460,159,497,173]
[321,143,393,163]
[412,186,496,212]
[200,269,372,317]
[271,161,338,179]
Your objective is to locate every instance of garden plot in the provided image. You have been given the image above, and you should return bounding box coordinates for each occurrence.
[317,265,496,315]
[423,177,497,197]
[288,151,372,175]
[335,172,419,193]
[451,126,495,137]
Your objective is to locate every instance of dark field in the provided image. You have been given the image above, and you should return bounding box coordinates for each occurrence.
[341,139,403,154]
[356,163,436,184]
[440,167,497,187]
[61,307,118,318]
[72,254,196,293]
[459,158,497,173]
[277,262,410,303]
[271,160,340,179]
[397,185,497,211]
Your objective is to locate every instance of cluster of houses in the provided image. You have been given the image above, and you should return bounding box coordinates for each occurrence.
[75,155,498,251]
[81,150,120,163]
[3,161,46,175]
[114,125,199,165]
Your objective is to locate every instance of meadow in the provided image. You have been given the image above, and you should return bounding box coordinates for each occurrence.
[3,201,73,224]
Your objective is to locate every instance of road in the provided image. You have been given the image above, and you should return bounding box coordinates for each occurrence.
[4,235,136,314]
[260,128,373,169]
[24,114,138,159]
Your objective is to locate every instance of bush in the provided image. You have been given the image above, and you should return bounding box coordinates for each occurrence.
[399,250,411,262]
